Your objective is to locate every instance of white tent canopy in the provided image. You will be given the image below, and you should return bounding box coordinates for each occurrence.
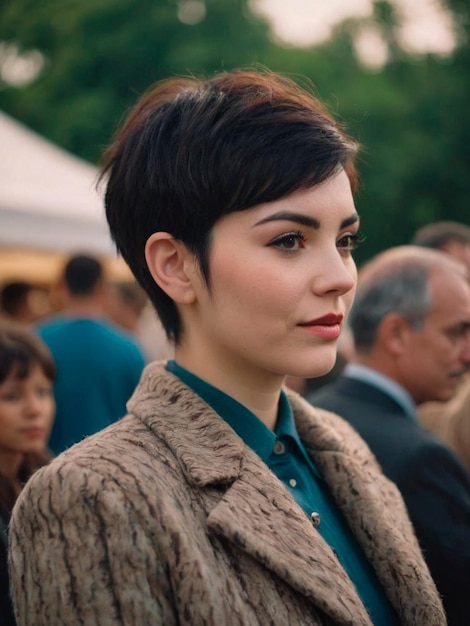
[0,110,131,283]
[0,109,115,254]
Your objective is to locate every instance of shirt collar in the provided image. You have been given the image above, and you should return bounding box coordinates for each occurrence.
[165,360,298,461]
[343,362,417,420]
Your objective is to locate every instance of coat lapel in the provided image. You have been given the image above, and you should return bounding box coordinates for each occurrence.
[129,364,373,625]
[206,450,374,626]
[291,392,445,626]
[128,364,442,626]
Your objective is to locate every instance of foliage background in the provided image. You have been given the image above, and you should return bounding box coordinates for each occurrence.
[1,0,468,265]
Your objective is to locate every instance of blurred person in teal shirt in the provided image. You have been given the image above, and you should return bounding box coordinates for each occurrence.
[37,254,145,453]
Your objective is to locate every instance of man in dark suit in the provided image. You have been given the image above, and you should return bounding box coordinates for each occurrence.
[412,221,470,470]
[308,245,470,626]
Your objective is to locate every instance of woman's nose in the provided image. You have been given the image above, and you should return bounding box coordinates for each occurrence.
[312,250,357,296]
[24,393,43,416]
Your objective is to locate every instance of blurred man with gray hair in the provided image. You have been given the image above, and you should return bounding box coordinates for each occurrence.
[308,245,470,626]
[412,220,470,471]
[412,220,470,272]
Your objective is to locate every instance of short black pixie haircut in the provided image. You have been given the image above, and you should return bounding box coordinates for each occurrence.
[101,69,359,344]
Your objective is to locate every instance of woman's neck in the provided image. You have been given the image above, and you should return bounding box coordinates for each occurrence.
[174,349,283,430]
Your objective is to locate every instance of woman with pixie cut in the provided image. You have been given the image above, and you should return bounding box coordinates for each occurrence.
[9,70,445,625]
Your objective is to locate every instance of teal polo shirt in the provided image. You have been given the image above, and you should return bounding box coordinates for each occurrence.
[167,361,398,625]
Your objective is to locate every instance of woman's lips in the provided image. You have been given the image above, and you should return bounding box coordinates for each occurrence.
[20,427,46,439]
[298,313,343,340]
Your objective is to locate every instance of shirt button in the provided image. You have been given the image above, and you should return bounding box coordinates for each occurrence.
[310,511,321,527]
[289,478,297,488]
[274,441,285,454]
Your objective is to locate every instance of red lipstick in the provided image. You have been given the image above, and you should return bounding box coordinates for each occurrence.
[299,313,343,340]
[306,313,343,325]
[20,427,45,439]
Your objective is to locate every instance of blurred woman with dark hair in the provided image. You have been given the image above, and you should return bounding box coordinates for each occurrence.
[0,321,55,625]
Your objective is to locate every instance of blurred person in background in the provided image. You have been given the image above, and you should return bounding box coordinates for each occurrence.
[422,383,470,472]
[412,220,470,470]
[37,254,146,454]
[106,280,171,362]
[0,281,51,325]
[106,281,148,334]
[308,245,470,626]
[0,320,55,626]
[412,220,470,271]
[8,70,444,626]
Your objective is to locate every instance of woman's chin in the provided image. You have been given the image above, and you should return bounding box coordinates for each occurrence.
[294,356,337,381]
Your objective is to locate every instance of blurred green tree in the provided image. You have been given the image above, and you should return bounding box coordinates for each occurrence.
[268,0,470,263]
[0,0,272,162]
[350,0,470,261]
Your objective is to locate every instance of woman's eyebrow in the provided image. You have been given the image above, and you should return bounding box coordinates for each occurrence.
[253,211,319,229]
[341,214,360,229]
[253,211,359,229]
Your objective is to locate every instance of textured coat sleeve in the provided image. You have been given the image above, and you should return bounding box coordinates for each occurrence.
[8,460,177,626]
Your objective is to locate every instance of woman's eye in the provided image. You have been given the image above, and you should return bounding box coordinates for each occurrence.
[337,231,365,253]
[269,231,306,251]
[37,387,53,398]
[1,391,20,401]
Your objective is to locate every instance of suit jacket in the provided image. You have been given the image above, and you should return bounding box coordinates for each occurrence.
[9,363,445,626]
[309,375,470,626]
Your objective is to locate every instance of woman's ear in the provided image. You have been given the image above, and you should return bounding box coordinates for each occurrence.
[145,232,197,304]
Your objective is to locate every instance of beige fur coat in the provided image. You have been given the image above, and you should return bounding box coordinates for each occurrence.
[9,363,445,625]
